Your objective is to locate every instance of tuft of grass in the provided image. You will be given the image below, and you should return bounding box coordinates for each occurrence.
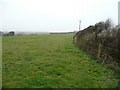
[2,34,119,88]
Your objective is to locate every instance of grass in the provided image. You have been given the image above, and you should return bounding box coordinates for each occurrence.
[2,34,119,88]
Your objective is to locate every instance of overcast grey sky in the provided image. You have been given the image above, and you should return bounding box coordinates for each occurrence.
[0,0,119,32]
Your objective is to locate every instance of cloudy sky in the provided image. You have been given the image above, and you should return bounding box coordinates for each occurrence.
[0,0,119,32]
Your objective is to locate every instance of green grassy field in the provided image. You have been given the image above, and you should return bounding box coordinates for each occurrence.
[2,34,118,88]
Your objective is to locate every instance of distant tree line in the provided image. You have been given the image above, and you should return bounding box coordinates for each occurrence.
[0,31,15,36]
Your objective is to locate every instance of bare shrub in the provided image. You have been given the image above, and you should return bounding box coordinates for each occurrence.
[74,19,120,74]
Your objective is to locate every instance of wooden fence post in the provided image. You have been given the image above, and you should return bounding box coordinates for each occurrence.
[98,43,101,59]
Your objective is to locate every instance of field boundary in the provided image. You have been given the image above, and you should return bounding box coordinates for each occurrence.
[73,19,120,75]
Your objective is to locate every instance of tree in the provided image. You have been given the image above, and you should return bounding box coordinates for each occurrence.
[9,31,14,36]
[104,19,113,30]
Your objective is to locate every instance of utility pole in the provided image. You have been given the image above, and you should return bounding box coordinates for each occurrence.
[79,20,81,31]
[118,1,120,25]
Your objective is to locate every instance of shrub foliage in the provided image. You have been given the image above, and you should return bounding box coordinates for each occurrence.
[74,19,120,74]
